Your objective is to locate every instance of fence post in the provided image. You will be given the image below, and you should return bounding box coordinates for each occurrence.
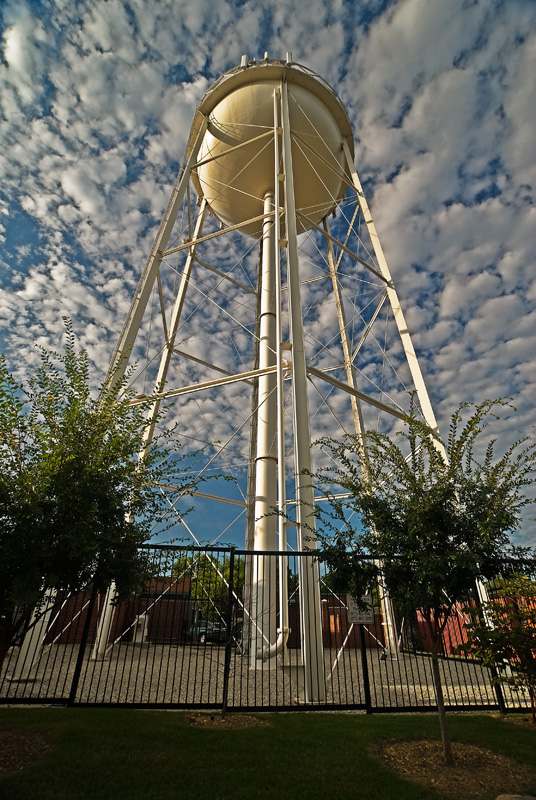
[359,623,372,714]
[221,546,235,719]
[489,665,507,715]
[68,583,98,706]
[472,579,507,716]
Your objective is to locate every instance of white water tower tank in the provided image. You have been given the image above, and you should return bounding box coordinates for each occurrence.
[188,59,354,237]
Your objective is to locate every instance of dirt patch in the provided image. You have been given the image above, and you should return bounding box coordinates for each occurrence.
[0,728,53,777]
[185,712,269,729]
[501,714,536,729]
[371,738,536,800]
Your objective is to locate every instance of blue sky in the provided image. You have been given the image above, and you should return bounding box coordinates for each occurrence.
[0,0,535,547]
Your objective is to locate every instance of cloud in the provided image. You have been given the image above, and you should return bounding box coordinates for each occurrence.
[0,0,534,547]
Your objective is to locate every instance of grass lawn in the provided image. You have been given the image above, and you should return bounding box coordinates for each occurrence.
[0,708,535,800]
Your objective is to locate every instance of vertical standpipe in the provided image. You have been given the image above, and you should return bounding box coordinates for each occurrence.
[185,64,341,698]
[250,193,278,669]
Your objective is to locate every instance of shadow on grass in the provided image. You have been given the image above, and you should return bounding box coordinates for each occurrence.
[0,709,535,800]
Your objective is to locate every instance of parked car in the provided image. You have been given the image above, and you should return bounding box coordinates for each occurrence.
[184,619,226,644]
[184,619,243,645]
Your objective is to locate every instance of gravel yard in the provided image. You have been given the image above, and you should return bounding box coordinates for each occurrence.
[1,640,530,713]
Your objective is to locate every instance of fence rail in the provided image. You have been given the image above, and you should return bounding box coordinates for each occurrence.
[1,545,533,714]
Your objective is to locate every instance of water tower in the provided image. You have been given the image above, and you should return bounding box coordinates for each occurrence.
[104,55,440,702]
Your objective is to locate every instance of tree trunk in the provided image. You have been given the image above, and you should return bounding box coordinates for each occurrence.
[431,650,454,765]
[529,686,535,725]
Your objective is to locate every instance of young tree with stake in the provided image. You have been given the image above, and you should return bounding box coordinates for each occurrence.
[313,399,535,765]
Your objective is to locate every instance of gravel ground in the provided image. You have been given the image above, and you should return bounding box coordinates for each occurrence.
[1,641,531,712]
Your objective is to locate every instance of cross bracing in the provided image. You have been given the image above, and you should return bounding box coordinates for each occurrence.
[112,114,438,551]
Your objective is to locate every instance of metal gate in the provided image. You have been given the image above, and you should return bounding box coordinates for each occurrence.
[0,546,532,714]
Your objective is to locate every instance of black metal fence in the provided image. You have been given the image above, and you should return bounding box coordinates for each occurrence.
[1,545,533,713]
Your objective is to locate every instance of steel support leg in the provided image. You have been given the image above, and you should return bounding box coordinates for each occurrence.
[281,80,325,702]
[11,589,56,680]
[91,582,117,661]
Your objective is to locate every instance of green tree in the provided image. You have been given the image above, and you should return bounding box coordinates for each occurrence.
[173,552,245,623]
[458,574,536,723]
[0,321,197,669]
[313,399,536,764]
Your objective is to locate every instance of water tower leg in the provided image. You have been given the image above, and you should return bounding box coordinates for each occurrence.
[11,589,56,681]
[250,192,278,670]
[91,582,117,661]
[107,117,207,390]
[281,81,325,702]
[93,205,209,663]
[342,141,446,657]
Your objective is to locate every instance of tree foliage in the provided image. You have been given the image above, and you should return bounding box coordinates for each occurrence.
[313,399,536,763]
[458,574,536,723]
[173,552,245,622]
[0,321,198,666]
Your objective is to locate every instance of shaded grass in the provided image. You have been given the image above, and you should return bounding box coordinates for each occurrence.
[0,708,535,800]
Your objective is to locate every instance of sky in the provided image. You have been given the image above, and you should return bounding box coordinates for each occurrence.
[0,0,535,548]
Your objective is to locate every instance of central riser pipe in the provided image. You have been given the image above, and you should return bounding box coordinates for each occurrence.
[250,193,278,669]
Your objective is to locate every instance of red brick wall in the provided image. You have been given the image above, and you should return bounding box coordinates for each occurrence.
[286,595,385,649]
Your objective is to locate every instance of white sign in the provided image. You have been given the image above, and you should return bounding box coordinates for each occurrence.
[347,595,374,625]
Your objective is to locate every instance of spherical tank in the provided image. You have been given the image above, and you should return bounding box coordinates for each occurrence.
[188,61,355,238]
